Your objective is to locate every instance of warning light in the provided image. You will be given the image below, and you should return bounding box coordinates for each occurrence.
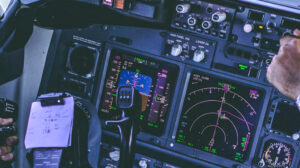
[243,23,254,33]
[114,0,125,9]
[103,0,113,6]
[258,25,264,30]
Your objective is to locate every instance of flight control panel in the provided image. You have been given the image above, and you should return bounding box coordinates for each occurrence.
[38,0,300,167]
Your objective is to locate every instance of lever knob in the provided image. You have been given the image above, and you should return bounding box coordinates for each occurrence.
[193,50,205,62]
[109,150,120,162]
[202,21,212,30]
[187,17,197,26]
[212,11,227,23]
[176,4,191,14]
[171,44,183,57]
[138,159,148,168]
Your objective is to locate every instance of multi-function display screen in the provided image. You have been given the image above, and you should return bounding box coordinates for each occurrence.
[176,72,265,162]
[99,49,179,136]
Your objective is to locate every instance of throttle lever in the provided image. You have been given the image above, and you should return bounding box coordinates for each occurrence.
[105,86,142,168]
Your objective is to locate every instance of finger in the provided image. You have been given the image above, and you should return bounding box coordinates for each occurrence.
[0,146,12,155]
[0,118,13,126]
[293,29,300,37]
[6,136,18,146]
[280,36,294,47]
[1,153,13,161]
[266,66,272,83]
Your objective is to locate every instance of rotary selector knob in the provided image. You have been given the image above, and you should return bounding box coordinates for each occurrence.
[105,165,114,168]
[109,150,120,162]
[193,50,205,62]
[202,21,212,30]
[138,159,148,168]
[187,17,197,26]
[267,22,275,29]
[212,11,227,22]
[176,4,191,14]
[171,44,183,57]
[243,23,254,33]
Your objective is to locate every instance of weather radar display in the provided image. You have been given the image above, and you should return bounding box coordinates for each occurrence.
[176,72,265,162]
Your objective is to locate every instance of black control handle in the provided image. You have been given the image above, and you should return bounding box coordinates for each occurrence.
[105,86,142,168]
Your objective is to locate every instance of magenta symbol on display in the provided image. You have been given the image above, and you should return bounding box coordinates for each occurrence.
[249,90,259,99]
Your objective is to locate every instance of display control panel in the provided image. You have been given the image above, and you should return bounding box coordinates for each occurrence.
[232,7,300,53]
[171,0,236,40]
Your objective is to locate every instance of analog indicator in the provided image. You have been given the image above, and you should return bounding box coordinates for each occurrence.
[263,140,294,168]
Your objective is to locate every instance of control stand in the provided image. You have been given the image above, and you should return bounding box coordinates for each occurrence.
[105,86,142,168]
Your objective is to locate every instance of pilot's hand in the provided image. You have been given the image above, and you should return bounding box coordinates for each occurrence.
[267,29,300,100]
[0,118,18,162]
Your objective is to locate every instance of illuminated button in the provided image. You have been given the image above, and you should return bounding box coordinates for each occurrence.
[109,150,120,161]
[187,17,197,26]
[189,26,195,31]
[176,4,191,14]
[292,133,300,140]
[202,21,212,30]
[193,50,205,62]
[212,31,218,36]
[196,27,203,33]
[174,22,181,27]
[212,11,227,23]
[243,23,254,33]
[219,33,226,39]
[171,44,183,57]
[257,25,264,30]
[204,29,210,34]
[138,159,148,168]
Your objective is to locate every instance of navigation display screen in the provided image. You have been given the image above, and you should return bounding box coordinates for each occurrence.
[176,72,265,162]
[99,49,179,136]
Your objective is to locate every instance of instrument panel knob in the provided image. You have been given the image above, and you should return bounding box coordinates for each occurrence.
[171,44,183,57]
[202,20,212,30]
[212,11,227,22]
[176,4,191,14]
[138,159,148,168]
[243,23,254,33]
[187,17,197,26]
[109,150,120,162]
[193,50,205,62]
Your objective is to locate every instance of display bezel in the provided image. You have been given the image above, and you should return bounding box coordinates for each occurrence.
[95,46,184,142]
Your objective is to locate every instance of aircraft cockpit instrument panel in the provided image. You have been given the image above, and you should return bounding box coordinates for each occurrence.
[37,0,300,167]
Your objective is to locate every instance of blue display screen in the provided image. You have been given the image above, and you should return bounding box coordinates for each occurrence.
[118,70,152,96]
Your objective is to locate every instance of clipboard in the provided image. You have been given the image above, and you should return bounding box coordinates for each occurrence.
[24,93,74,149]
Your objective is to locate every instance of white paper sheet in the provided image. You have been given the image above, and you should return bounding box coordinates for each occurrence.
[25,96,74,149]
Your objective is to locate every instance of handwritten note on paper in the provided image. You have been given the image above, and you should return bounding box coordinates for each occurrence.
[25,96,74,149]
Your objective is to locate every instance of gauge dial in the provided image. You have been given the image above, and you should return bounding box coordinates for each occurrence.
[176,72,265,162]
[263,140,294,168]
[69,46,96,76]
